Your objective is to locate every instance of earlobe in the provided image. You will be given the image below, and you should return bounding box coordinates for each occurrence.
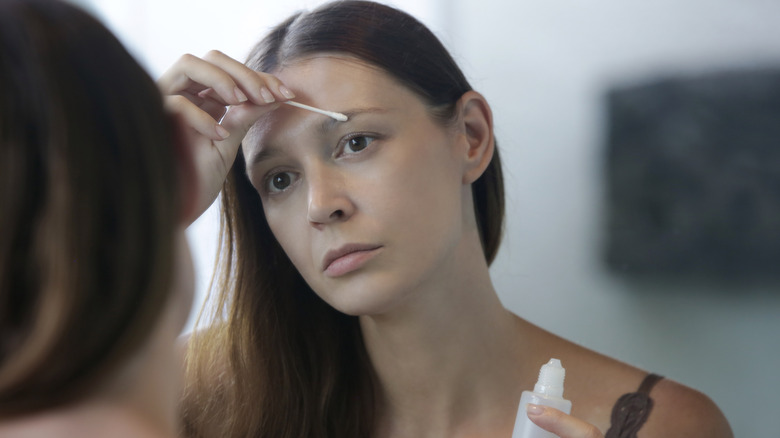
[457,91,495,184]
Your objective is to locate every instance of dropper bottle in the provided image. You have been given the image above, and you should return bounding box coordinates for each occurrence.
[512,358,572,438]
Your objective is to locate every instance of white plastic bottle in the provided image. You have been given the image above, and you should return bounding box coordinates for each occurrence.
[511,358,572,438]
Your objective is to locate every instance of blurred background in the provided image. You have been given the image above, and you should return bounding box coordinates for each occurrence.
[75,0,780,435]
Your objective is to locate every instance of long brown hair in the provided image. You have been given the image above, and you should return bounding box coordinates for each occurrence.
[0,0,179,416]
[182,1,504,437]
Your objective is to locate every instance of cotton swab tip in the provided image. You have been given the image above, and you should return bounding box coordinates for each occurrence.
[330,112,349,122]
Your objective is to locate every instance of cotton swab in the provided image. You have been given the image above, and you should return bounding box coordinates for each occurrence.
[284,101,348,122]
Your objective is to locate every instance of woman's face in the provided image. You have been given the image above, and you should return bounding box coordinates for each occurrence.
[243,56,472,316]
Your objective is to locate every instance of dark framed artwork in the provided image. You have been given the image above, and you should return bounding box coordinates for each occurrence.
[603,68,780,280]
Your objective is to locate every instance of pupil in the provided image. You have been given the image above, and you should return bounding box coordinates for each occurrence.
[350,137,367,151]
[273,173,290,190]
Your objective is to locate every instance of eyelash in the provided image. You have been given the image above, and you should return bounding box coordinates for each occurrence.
[261,132,380,196]
[338,132,378,157]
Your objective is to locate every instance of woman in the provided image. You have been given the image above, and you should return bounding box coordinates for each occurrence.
[162,1,733,437]
[0,0,197,436]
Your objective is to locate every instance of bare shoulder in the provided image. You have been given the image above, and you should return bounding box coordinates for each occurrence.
[640,378,733,438]
[518,321,650,430]
[516,320,732,436]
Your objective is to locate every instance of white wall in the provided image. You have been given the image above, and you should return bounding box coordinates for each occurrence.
[82,0,779,436]
[444,1,780,437]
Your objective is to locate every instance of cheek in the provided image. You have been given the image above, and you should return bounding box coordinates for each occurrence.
[264,197,315,272]
[374,138,462,222]
[360,141,466,278]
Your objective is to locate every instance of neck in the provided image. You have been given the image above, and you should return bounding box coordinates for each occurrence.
[360,232,525,437]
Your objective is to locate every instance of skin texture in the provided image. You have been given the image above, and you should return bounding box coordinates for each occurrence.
[243,56,477,317]
[164,51,733,437]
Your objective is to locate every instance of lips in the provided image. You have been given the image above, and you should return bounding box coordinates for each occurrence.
[322,243,382,277]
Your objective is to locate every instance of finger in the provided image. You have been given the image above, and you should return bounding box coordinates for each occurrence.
[527,405,603,438]
[189,88,232,120]
[158,54,211,95]
[197,87,229,106]
[158,53,248,106]
[165,95,230,141]
[199,97,230,122]
[201,50,295,105]
[191,103,279,215]
[220,101,281,142]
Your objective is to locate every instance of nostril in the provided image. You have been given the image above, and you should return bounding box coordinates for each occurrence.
[331,209,344,219]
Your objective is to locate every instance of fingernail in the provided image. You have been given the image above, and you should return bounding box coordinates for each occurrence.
[279,85,295,99]
[215,124,230,140]
[234,87,248,103]
[527,404,545,416]
[260,87,275,103]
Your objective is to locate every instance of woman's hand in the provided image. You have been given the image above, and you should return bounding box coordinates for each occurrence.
[527,405,603,438]
[158,50,294,221]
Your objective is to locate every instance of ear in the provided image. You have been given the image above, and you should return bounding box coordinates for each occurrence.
[169,113,199,225]
[456,91,495,184]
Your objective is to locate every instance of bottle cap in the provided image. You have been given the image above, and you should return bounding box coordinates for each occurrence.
[533,358,566,397]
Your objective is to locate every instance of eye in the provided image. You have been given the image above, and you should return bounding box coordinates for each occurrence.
[265,171,297,194]
[342,135,376,155]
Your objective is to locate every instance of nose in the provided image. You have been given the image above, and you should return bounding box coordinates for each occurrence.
[306,164,355,226]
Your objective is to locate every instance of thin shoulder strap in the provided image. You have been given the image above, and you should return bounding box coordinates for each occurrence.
[637,373,664,394]
[604,373,664,438]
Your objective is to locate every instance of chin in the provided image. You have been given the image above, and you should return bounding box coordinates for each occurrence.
[324,288,402,317]
[315,274,412,317]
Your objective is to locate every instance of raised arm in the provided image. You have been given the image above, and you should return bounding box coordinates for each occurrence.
[158,50,293,221]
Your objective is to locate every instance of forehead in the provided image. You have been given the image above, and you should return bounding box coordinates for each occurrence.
[275,55,394,98]
[244,56,425,153]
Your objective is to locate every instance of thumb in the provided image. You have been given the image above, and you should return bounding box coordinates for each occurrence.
[188,102,280,220]
[219,101,281,145]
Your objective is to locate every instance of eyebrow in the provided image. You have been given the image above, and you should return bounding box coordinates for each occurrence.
[247,107,390,169]
[318,107,388,132]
